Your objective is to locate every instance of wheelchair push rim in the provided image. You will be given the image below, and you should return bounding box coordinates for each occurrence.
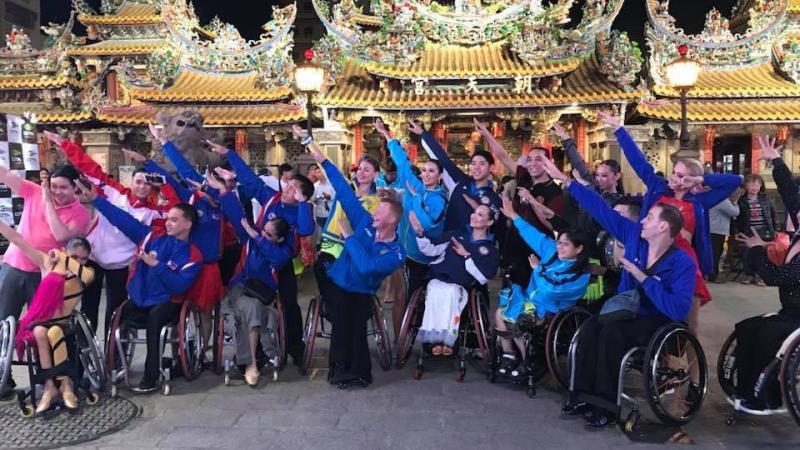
[372,297,392,372]
[178,303,204,381]
[468,289,492,374]
[300,297,321,376]
[545,307,591,390]
[71,311,107,391]
[396,287,424,370]
[0,315,15,389]
[717,331,738,398]
[645,325,707,425]
[780,334,800,427]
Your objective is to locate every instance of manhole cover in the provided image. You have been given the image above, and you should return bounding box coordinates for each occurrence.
[0,395,140,449]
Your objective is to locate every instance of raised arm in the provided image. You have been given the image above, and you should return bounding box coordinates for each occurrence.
[162,141,203,185]
[386,138,424,195]
[419,130,468,187]
[0,166,24,192]
[475,119,516,174]
[408,192,446,232]
[510,216,556,261]
[566,181,636,243]
[0,220,45,268]
[144,159,192,202]
[218,190,251,244]
[553,123,594,184]
[91,195,150,245]
[214,143,277,205]
[42,183,86,242]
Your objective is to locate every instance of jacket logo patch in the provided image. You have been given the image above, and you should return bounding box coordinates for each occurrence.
[268,212,277,220]
[478,246,489,256]
[166,260,177,270]
[197,210,204,217]
[480,196,490,204]
[380,248,389,255]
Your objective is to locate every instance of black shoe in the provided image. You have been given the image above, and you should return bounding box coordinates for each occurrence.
[560,402,591,420]
[337,375,372,390]
[0,377,16,401]
[131,380,158,394]
[585,409,617,431]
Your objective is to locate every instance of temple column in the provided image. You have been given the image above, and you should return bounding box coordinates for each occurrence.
[79,128,124,179]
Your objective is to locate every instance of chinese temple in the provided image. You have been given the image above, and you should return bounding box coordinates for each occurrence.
[639,0,800,182]
[308,0,646,176]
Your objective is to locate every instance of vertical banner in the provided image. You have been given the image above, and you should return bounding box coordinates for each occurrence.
[0,114,39,253]
[703,125,715,164]
[575,119,587,163]
[353,122,364,163]
[234,128,247,154]
[751,133,761,175]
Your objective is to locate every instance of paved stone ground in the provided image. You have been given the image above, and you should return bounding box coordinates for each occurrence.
[7,272,800,449]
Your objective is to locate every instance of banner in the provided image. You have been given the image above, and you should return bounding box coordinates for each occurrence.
[0,114,40,254]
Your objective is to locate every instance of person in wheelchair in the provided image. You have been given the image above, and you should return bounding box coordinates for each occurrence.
[292,124,405,389]
[495,195,591,380]
[407,201,499,357]
[733,136,800,411]
[77,181,202,394]
[0,220,93,413]
[551,163,696,430]
[205,173,293,386]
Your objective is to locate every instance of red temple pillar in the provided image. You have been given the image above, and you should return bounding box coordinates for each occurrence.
[234,128,247,155]
[353,123,364,163]
[575,118,587,163]
[751,133,761,174]
[703,125,715,164]
[407,142,418,163]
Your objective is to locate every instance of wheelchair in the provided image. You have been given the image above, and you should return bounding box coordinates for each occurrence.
[300,294,391,376]
[217,294,287,386]
[565,319,708,431]
[717,317,800,426]
[106,300,203,396]
[3,311,106,417]
[395,283,492,382]
[487,306,592,397]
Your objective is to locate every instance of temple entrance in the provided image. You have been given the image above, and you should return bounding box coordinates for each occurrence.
[713,135,751,175]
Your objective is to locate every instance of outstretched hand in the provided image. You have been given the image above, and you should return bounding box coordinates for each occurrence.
[542,158,568,182]
[596,110,622,130]
[462,193,480,211]
[552,123,570,141]
[148,122,167,145]
[407,119,424,135]
[408,211,423,235]
[42,130,66,146]
[501,194,517,220]
[205,139,230,156]
[758,135,783,162]
[204,169,226,193]
[450,237,470,258]
[122,148,147,163]
[374,118,391,140]
[736,227,767,248]
[571,169,590,186]
[75,178,98,203]
[291,124,326,163]
[474,118,490,137]
[619,257,646,282]
[240,218,258,239]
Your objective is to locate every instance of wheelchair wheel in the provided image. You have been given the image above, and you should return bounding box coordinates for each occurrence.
[468,288,492,373]
[717,330,738,397]
[275,296,287,368]
[545,307,591,389]
[213,303,225,374]
[780,334,800,427]
[396,287,424,370]
[105,302,127,374]
[0,316,15,390]
[300,297,321,376]
[71,311,107,391]
[178,303,203,381]
[644,323,707,425]
[372,297,392,371]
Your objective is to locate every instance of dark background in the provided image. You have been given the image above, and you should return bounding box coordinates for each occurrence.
[41,0,739,53]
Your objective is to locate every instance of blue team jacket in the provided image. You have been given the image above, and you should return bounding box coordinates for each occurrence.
[387,139,447,263]
[567,182,696,322]
[145,152,222,263]
[225,148,314,236]
[92,196,202,308]
[615,127,741,275]
[218,191,292,290]
[320,160,406,294]
[420,131,501,232]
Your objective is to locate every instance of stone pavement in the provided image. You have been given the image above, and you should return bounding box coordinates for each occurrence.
[8,274,797,449]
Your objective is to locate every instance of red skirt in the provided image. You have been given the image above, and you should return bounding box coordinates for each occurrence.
[675,236,712,305]
[187,262,224,313]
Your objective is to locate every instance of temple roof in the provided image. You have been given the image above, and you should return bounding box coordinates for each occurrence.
[78,2,162,26]
[319,55,640,110]
[652,63,800,99]
[362,44,582,80]
[0,75,82,90]
[96,104,304,126]
[637,98,800,123]
[0,103,92,123]
[128,69,292,102]
[67,39,166,56]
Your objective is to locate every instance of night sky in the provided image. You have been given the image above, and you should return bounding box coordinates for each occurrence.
[41,0,740,52]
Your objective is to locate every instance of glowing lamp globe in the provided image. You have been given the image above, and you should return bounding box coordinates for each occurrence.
[665,44,700,90]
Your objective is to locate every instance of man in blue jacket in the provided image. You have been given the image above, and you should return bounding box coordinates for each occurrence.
[77,180,202,393]
[207,140,315,367]
[548,165,697,429]
[292,125,405,389]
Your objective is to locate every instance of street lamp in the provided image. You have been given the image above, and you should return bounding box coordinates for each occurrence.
[294,49,326,137]
[665,44,700,154]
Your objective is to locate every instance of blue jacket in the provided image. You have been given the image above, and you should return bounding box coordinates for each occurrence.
[615,127,741,275]
[421,228,499,289]
[218,191,292,290]
[320,159,406,294]
[225,149,314,237]
[510,216,590,317]
[420,131,501,232]
[145,155,222,263]
[92,196,202,308]
[567,182,696,321]
[387,139,447,263]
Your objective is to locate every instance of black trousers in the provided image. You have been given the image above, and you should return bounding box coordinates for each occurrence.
[314,257,372,381]
[218,243,242,287]
[709,234,726,281]
[277,262,303,359]
[574,316,667,407]
[405,258,429,306]
[82,262,129,335]
[734,309,800,407]
[122,301,181,384]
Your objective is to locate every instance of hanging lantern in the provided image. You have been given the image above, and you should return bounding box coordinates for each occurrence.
[235,129,248,154]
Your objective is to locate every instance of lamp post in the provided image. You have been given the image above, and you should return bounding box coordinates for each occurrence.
[665,44,700,158]
[294,49,326,137]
